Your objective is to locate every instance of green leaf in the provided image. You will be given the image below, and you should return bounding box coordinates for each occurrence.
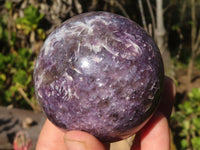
[16,5,44,33]
[13,69,27,85]
[193,118,200,129]
[172,88,200,150]
[0,18,8,41]
[5,1,12,10]
[180,139,188,149]
[5,90,12,102]
[0,73,6,82]
[37,28,45,40]
[10,32,16,46]
[14,48,32,69]
[18,48,32,58]
[188,88,200,101]
[197,104,200,112]
[0,53,14,70]
[172,24,179,31]
[25,75,32,85]
[5,85,18,102]
[183,120,190,131]
[191,137,200,149]
[179,101,193,115]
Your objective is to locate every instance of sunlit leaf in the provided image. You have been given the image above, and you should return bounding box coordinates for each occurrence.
[13,69,27,85]
[191,137,200,149]
[180,139,188,149]
[193,118,200,129]
[5,1,12,10]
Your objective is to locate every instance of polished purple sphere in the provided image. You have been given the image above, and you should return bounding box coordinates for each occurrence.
[34,11,164,142]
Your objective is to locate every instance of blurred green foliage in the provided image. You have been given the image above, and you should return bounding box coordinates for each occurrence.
[0,16,9,47]
[171,88,200,150]
[0,48,36,109]
[5,1,12,10]
[0,3,42,111]
[16,5,45,37]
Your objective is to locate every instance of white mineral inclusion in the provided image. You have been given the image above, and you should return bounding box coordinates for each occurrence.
[73,21,94,34]
[80,57,90,69]
[42,13,143,59]
[36,72,45,92]
[43,26,67,56]
[126,40,141,56]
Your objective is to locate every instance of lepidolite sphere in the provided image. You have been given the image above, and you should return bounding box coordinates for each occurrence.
[34,11,164,142]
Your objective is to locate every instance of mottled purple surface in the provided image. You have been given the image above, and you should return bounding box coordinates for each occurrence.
[34,11,164,142]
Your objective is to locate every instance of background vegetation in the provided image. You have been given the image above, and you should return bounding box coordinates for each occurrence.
[0,0,200,149]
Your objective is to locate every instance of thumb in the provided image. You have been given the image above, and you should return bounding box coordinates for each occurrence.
[64,130,110,150]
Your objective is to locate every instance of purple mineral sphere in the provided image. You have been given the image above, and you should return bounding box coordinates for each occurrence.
[34,11,164,142]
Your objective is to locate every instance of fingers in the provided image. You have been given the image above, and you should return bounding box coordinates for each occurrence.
[132,113,170,150]
[132,76,175,150]
[36,119,66,150]
[64,131,109,150]
[36,119,109,150]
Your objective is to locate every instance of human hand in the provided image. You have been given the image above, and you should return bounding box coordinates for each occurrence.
[36,77,175,150]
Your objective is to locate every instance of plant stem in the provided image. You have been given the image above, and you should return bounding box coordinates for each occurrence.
[18,87,41,112]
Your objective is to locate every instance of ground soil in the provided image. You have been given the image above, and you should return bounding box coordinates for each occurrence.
[0,106,46,150]
[175,66,200,102]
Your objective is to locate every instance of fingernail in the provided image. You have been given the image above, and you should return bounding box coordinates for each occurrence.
[64,138,86,150]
